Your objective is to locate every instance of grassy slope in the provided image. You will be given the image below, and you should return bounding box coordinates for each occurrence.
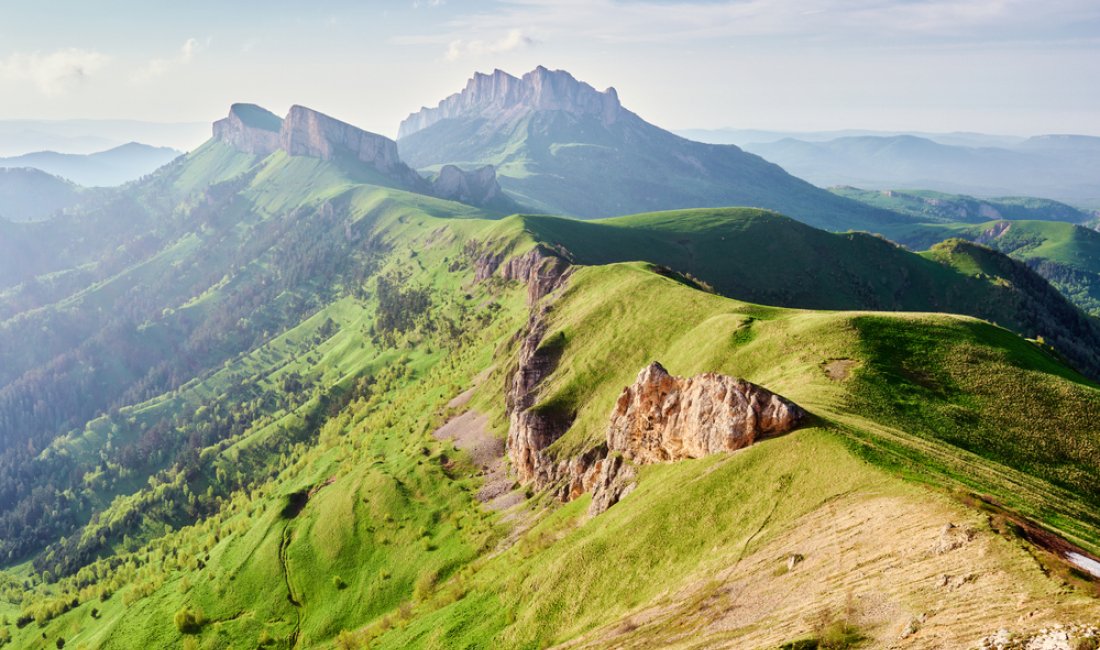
[6,170,1100,648]
[371,262,1100,649]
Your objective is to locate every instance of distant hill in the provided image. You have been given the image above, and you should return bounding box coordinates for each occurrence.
[0,167,83,222]
[744,134,1100,206]
[836,187,1100,315]
[831,187,1095,224]
[397,67,910,231]
[0,142,181,187]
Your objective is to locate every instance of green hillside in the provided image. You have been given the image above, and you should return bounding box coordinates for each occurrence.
[831,186,1095,224]
[3,135,1100,649]
[876,219,1100,316]
[492,209,1100,379]
[832,186,1100,315]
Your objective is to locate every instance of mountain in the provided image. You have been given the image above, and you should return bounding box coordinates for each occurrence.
[211,103,518,212]
[745,135,1100,206]
[396,67,910,231]
[0,167,83,222]
[3,100,1100,648]
[0,143,182,187]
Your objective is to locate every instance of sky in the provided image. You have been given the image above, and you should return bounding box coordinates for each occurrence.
[0,0,1098,141]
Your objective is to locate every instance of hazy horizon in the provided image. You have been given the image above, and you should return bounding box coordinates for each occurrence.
[0,1,1097,139]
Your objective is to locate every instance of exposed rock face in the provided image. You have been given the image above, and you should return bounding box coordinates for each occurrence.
[280,106,425,188]
[398,66,623,139]
[492,249,806,516]
[432,164,502,207]
[211,103,510,209]
[607,362,806,463]
[475,246,572,304]
[212,103,282,155]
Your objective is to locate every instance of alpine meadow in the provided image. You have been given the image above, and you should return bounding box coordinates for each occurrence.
[1,3,1100,649]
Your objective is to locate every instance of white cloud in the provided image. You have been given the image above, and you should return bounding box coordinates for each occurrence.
[0,48,110,95]
[445,28,534,60]
[133,37,206,83]
[425,0,1100,46]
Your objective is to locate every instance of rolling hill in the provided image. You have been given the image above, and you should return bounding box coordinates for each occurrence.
[1,102,1100,649]
[396,67,910,232]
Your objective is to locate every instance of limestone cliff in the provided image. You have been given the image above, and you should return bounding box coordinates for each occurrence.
[211,104,282,156]
[211,104,511,209]
[280,106,425,188]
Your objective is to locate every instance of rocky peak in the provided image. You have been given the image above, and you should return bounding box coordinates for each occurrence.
[212,103,283,156]
[398,66,623,139]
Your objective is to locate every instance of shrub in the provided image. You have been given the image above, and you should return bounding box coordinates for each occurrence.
[332,575,347,590]
[413,570,438,601]
[173,606,205,634]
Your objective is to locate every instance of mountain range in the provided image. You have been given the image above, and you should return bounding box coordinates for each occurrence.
[676,127,1030,149]
[743,134,1100,207]
[1,67,1100,649]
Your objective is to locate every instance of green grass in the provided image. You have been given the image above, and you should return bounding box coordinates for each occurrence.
[7,145,1100,649]
[832,186,1093,224]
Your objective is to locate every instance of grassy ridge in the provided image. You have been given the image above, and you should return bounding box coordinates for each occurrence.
[490,209,1100,379]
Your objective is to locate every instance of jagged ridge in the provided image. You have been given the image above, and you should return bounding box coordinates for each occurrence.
[399,66,623,139]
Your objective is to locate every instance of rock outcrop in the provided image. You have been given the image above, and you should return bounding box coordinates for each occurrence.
[432,164,502,207]
[491,249,806,516]
[607,362,806,463]
[398,66,623,139]
[212,103,283,156]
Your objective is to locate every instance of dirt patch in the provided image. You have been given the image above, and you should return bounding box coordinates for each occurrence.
[448,387,477,410]
[433,410,522,511]
[822,359,858,381]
